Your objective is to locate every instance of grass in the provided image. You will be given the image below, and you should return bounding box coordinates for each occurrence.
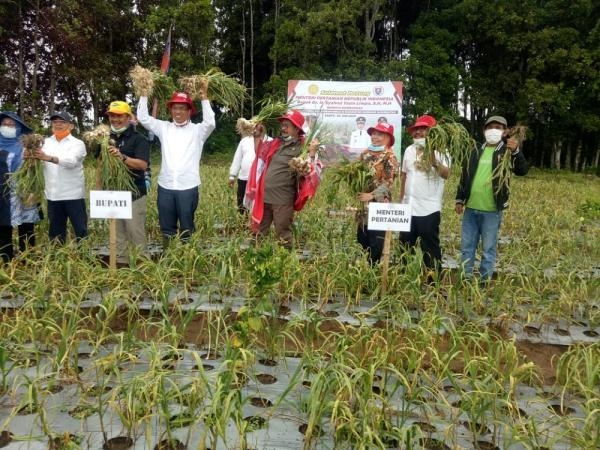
[0,157,598,448]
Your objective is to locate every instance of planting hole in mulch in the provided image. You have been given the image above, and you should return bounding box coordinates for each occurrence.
[162,352,184,361]
[474,441,499,450]
[258,358,278,367]
[162,362,176,370]
[169,412,195,429]
[77,352,91,359]
[86,385,113,396]
[553,328,570,336]
[250,397,272,408]
[583,329,599,337]
[524,325,540,335]
[153,438,186,450]
[302,380,311,388]
[324,310,339,318]
[45,384,64,394]
[414,421,436,433]
[232,372,249,388]
[418,437,450,450]
[244,415,267,432]
[16,403,37,415]
[48,433,82,450]
[192,363,214,371]
[298,423,323,437]
[174,297,195,305]
[462,421,491,435]
[371,384,387,395]
[68,404,96,419]
[103,436,133,450]
[0,431,13,448]
[549,404,576,416]
[256,373,277,384]
[200,351,221,360]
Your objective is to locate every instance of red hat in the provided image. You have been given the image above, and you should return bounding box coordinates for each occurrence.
[367,122,395,146]
[166,92,197,115]
[278,109,305,134]
[408,115,436,134]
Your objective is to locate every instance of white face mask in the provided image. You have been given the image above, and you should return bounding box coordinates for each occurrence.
[413,138,425,147]
[484,129,503,145]
[0,126,17,139]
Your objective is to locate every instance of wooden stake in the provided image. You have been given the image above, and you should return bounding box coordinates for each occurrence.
[109,218,117,271]
[381,229,392,297]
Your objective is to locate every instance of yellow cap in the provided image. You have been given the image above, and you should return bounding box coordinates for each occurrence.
[106,101,132,116]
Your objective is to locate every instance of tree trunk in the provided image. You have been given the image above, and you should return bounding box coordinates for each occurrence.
[31,0,41,117]
[17,2,25,117]
[574,139,582,172]
[553,140,562,170]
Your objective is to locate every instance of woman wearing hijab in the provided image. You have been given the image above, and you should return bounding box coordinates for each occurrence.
[355,122,398,264]
[0,111,40,262]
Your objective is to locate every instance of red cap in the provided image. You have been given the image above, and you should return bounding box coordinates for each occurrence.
[166,92,197,115]
[278,109,305,134]
[367,122,395,146]
[408,115,436,134]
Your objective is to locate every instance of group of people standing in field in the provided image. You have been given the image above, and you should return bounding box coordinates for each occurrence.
[229,109,529,283]
[0,88,529,283]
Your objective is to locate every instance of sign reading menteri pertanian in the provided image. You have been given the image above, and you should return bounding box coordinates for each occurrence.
[368,202,412,232]
[90,190,132,219]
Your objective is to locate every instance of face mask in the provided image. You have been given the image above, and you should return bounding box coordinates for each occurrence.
[368,144,385,152]
[111,125,128,134]
[53,129,71,141]
[484,129,503,145]
[281,135,293,142]
[0,126,17,139]
[413,138,425,147]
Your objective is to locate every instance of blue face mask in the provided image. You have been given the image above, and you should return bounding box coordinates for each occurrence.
[368,144,385,152]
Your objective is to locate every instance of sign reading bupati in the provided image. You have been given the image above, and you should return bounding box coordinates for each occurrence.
[367,202,412,232]
[90,190,132,219]
[288,80,403,160]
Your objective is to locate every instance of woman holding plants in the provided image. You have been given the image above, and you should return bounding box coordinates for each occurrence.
[0,111,40,262]
[455,115,529,282]
[356,122,398,264]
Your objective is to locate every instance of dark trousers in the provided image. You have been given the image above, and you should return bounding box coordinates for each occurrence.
[236,179,248,214]
[357,224,386,264]
[399,211,441,271]
[47,199,88,244]
[157,185,199,241]
[0,223,36,262]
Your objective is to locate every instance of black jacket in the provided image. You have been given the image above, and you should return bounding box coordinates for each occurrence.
[456,141,529,211]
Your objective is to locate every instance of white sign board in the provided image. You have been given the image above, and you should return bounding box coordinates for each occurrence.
[368,202,412,232]
[288,80,403,160]
[90,190,132,219]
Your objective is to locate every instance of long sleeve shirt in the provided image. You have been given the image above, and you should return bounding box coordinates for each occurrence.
[137,96,215,190]
[229,135,256,181]
[41,134,87,201]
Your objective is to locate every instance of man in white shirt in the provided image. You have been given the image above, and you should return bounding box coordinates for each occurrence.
[349,116,370,153]
[399,115,450,277]
[33,111,88,244]
[137,87,215,245]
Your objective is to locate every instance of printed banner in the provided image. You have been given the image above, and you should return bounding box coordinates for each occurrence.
[288,80,403,161]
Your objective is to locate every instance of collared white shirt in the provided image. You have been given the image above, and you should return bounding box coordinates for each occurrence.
[401,144,451,216]
[42,134,87,201]
[229,135,255,181]
[137,96,216,191]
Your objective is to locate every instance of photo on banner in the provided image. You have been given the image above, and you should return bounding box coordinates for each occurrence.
[287,80,403,163]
